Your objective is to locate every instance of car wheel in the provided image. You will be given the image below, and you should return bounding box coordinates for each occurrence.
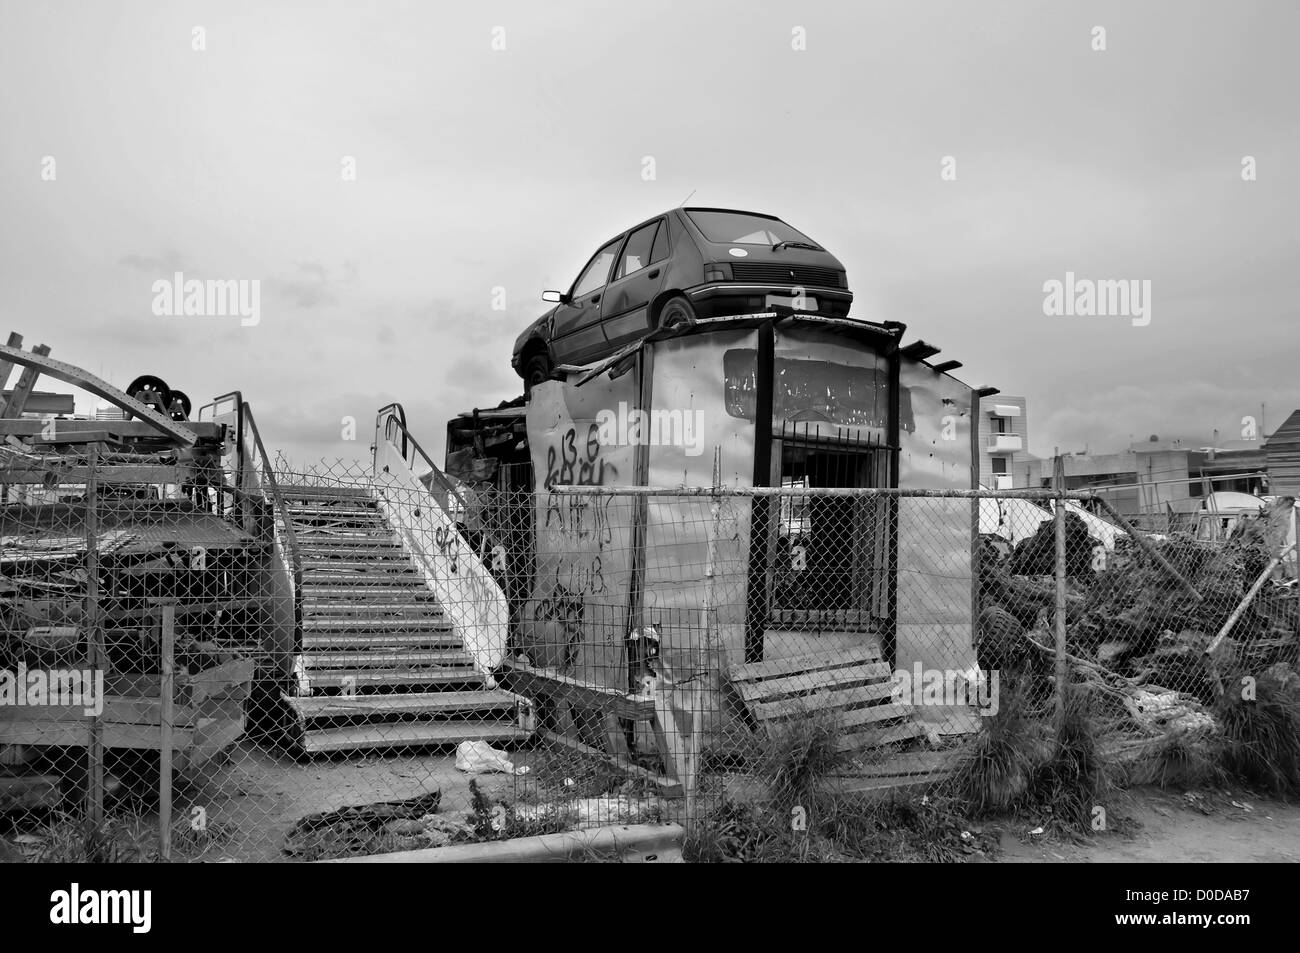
[656,295,696,330]
[523,352,553,395]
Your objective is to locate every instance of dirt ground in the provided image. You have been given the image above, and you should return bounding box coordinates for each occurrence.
[173,741,528,862]
[994,785,1300,863]
[175,763,1300,863]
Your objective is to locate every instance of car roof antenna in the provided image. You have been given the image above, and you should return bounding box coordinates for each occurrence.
[677,188,696,208]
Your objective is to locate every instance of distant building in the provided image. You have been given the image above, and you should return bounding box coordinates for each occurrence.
[1264,409,1300,496]
[978,395,1034,488]
[1017,437,1267,529]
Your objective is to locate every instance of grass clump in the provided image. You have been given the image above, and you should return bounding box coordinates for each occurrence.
[1215,663,1300,795]
[951,677,1119,838]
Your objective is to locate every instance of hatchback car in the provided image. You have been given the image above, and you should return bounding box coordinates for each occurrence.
[512,207,853,389]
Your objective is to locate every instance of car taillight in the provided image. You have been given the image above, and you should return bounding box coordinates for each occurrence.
[704,263,732,282]
[838,271,848,288]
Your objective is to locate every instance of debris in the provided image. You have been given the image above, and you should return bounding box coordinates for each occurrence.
[281,789,442,858]
[1121,688,1215,736]
[455,740,530,775]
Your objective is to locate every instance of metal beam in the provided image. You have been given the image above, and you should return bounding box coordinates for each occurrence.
[0,332,24,391]
[1,344,51,418]
[0,346,197,446]
[900,340,941,361]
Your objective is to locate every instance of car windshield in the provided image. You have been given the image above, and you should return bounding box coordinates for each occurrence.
[686,210,816,246]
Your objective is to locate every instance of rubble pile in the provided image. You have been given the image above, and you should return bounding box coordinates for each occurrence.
[977,501,1300,728]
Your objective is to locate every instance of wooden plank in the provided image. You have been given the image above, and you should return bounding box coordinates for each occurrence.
[736,661,893,704]
[833,719,927,753]
[837,702,917,730]
[536,728,678,793]
[728,644,882,684]
[0,419,223,439]
[0,345,197,445]
[187,657,255,706]
[0,720,195,749]
[0,698,198,728]
[33,428,124,447]
[0,465,190,484]
[3,391,75,415]
[502,661,657,721]
[650,691,688,789]
[832,749,960,779]
[750,680,897,721]
[0,344,51,418]
[0,332,24,391]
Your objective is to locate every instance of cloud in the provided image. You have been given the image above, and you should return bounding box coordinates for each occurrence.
[118,250,187,273]
[265,261,357,309]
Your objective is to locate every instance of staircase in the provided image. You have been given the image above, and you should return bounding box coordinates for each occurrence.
[277,484,528,754]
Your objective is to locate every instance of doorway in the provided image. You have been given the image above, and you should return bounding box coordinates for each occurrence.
[769,422,891,630]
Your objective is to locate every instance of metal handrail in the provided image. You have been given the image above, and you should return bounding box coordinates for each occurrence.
[376,402,467,514]
[242,401,304,648]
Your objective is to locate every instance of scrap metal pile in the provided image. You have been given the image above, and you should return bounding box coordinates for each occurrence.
[976,498,1300,742]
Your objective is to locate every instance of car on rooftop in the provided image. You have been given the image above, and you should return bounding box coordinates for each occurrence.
[512,207,853,390]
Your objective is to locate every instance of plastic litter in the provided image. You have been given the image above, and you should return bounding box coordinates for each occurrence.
[454,740,530,775]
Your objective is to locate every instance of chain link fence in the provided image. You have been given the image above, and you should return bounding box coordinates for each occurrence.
[3,448,1298,861]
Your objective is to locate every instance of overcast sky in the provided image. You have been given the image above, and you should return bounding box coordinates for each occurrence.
[1,0,1296,466]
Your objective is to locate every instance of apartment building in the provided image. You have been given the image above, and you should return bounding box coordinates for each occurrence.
[979,395,1032,488]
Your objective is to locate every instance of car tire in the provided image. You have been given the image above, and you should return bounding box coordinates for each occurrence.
[523,352,553,396]
[656,295,696,330]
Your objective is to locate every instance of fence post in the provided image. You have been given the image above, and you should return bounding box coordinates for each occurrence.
[1053,451,1067,719]
[158,601,176,861]
[85,442,104,826]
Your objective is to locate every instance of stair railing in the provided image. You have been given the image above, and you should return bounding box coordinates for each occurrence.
[241,401,304,655]
[372,402,508,677]
[199,390,304,659]
[373,401,467,519]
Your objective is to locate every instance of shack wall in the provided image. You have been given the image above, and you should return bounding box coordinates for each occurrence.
[896,359,978,730]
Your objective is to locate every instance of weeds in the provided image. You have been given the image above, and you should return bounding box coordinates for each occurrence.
[31,813,157,863]
[1215,664,1300,795]
[685,712,993,862]
[950,677,1051,814]
[950,676,1120,839]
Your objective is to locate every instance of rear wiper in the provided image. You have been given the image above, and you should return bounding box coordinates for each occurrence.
[772,240,823,252]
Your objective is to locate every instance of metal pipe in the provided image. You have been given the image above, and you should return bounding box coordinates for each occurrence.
[549,485,1103,500]
[1205,542,1296,658]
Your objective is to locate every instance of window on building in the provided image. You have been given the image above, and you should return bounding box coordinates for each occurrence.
[991,457,1008,475]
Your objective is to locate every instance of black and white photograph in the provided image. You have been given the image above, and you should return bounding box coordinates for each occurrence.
[0,0,1294,918]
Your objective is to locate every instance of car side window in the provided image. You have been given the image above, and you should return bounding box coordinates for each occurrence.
[615,221,661,280]
[650,219,670,263]
[572,239,621,298]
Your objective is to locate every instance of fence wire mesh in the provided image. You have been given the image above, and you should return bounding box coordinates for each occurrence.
[3,447,1298,861]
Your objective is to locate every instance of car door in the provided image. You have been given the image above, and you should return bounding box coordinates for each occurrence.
[601,218,670,350]
[550,237,622,365]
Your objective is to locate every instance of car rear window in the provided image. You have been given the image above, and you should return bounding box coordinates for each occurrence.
[686,210,815,246]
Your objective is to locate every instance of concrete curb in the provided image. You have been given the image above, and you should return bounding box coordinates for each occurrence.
[318,822,685,863]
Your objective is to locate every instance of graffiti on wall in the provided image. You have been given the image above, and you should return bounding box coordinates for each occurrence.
[542,422,620,489]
